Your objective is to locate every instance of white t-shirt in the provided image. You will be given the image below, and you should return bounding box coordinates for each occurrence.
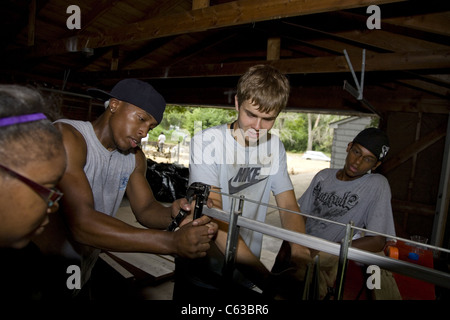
[189,123,293,257]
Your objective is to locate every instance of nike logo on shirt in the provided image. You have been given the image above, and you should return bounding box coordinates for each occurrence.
[228,167,268,194]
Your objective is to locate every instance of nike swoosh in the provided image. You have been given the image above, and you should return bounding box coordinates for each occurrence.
[228,176,268,194]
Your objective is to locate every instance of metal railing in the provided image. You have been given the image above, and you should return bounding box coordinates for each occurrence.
[202,192,450,298]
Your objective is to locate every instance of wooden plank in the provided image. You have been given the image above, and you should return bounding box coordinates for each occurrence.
[334,11,449,52]
[398,79,450,98]
[29,0,407,57]
[99,252,135,279]
[384,12,450,37]
[107,252,175,279]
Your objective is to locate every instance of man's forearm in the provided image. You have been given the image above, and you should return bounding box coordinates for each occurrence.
[133,202,173,229]
[351,235,386,252]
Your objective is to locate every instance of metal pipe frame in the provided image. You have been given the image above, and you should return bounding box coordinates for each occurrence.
[202,206,450,290]
[335,222,353,300]
[212,190,450,255]
[223,197,243,279]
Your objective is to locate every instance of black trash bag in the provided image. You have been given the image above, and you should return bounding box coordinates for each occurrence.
[145,158,189,203]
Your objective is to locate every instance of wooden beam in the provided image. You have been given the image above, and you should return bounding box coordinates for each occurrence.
[61,0,121,36]
[119,37,176,70]
[324,27,449,53]
[148,81,446,115]
[369,93,450,115]
[28,0,407,57]
[333,11,449,52]
[397,79,450,98]
[384,12,450,37]
[380,123,447,174]
[192,0,210,10]
[75,49,450,80]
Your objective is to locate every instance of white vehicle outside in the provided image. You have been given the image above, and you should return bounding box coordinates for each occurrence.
[301,151,331,162]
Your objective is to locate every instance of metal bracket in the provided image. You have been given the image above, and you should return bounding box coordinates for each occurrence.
[222,196,244,280]
[343,49,365,100]
[302,254,321,300]
[335,222,354,300]
[343,49,382,117]
[202,199,450,291]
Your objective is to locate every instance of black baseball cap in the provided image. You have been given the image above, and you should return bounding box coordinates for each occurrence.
[87,79,166,123]
[353,127,390,161]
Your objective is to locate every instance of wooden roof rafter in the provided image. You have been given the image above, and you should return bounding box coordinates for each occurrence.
[24,0,408,58]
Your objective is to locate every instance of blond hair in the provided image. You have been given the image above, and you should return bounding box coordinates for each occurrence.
[236,64,290,115]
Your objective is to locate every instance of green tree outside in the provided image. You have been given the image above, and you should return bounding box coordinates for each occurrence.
[147,105,344,156]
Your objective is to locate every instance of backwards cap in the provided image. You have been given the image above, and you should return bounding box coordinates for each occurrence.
[353,127,390,161]
[87,79,166,123]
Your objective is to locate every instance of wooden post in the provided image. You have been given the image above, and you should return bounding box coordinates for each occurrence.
[192,0,210,10]
[111,47,119,71]
[27,0,36,46]
[267,37,280,61]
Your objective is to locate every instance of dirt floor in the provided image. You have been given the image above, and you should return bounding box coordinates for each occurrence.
[286,152,330,174]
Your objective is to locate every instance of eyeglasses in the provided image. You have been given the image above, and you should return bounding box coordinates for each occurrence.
[350,145,377,164]
[0,163,63,208]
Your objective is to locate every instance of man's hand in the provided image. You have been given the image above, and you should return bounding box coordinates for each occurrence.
[171,197,191,219]
[173,216,218,258]
[172,196,215,231]
[191,215,218,239]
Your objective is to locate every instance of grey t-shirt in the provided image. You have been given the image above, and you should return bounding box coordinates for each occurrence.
[298,168,396,243]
